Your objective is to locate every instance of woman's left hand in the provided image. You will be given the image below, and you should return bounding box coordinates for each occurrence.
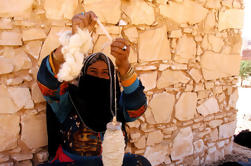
[110,38,130,76]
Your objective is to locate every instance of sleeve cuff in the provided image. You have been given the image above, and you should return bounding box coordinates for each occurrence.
[123,78,139,94]
[46,53,57,77]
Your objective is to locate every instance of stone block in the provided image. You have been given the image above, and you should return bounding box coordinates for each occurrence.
[147,130,163,146]
[0,18,13,29]
[0,162,14,166]
[222,0,233,8]
[157,70,190,88]
[201,51,240,80]
[44,0,78,20]
[134,135,146,149]
[144,109,157,124]
[149,92,175,123]
[197,97,219,117]
[16,160,32,166]
[0,0,33,17]
[139,71,157,91]
[170,30,182,38]
[171,127,193,160]
[208,35,224,53]
[218,9,244,31]
[22,28,46,41]
[96,26,121,35]
[175,92,197,121]
[209,120,223,128]
[204,12,216,33]
[189,68,203,83]
[144,142,170,166]
[84,0,121,24]
[159,0,208,24]
[11,153,32,161]
[21,112,48,149]
[36,151,49,163]
[193,139,204,153]
[174,36,196,63]
[139,26,171,62]
[0,114,20,152]
[1,47,32,72]
[210,128,219,141]
[24,41,42,60]
[0,85,18,113]
[123,27,138,43]
[219,121,236,139]
[229,89,238,108]
[206,0,221,8]
[0,31,22,45]
[8,87,34,110]
[39,27,71,65]
[122,0,155,25]
[31,83,45,103]
[0,57,14,75]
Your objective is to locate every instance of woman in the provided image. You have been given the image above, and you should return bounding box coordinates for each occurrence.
[37,11,150,166]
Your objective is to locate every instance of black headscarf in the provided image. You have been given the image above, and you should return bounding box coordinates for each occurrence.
[68,53,123,133]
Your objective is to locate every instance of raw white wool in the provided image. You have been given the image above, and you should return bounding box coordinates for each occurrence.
[102,122,125,166]
[57,28,93,82]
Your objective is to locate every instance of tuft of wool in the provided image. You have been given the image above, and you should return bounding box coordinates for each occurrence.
[57,28,93,82]
[102,121,125,166]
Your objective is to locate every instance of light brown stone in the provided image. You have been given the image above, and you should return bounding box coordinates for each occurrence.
[210,128,219,141]
[208,35,224,53]
[147,130,163,146]
[193,139,204,153]
[174,36,196,63]
[84,0,121,24]
[139,26,171,62]
[0,0,33,17]
[126,120,140,128]
[8,87,34,110]
[31,83,45,103]
[21,112,48,149]
[134,135,146,149]
[0,161,14,166]
[0,30,22,45]
[1,47,32,72]
[175,92,197,121]
[144,109,156,124]
[0,154,9,163]
[139,71,157,91]
[39,27,71,65]
[171,127,193,160]
[204,12,216,33]
[219,121,236,139]
[0,114,20,152]
[144,142,170,166]
[0,56,14,75]
[124,27,138,43]
[222,0,233,8]
[157,70,190,88]
[206,0,221,8]
[149,92,175,123]
[0,18,13,29]
[36,151,49,163]
[159,0,208,24]
[0,85,18,113]
[201,51,240,80]
[44,0,78,20]
[24,41,42,59]
[128,47,137,63]
[170,30,182,38]
[209,120,223,128]
[11,153,32,161]
[218,9,244,31]
[16,160,32,166]
[96,26,121,35]
[194,83,205,91]
[122,0,155,25]
[189,68,203,83]
[22,28,46,41]
[229,89,238,108]
[197,97,219,116]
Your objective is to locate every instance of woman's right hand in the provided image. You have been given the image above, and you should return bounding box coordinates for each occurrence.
[72,11,97,34]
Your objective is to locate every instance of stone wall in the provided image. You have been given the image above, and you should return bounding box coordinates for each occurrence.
[0,0,244,165]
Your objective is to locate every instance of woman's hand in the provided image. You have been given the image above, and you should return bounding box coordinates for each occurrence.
[72,11,97,34]
[110,38,130,76]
